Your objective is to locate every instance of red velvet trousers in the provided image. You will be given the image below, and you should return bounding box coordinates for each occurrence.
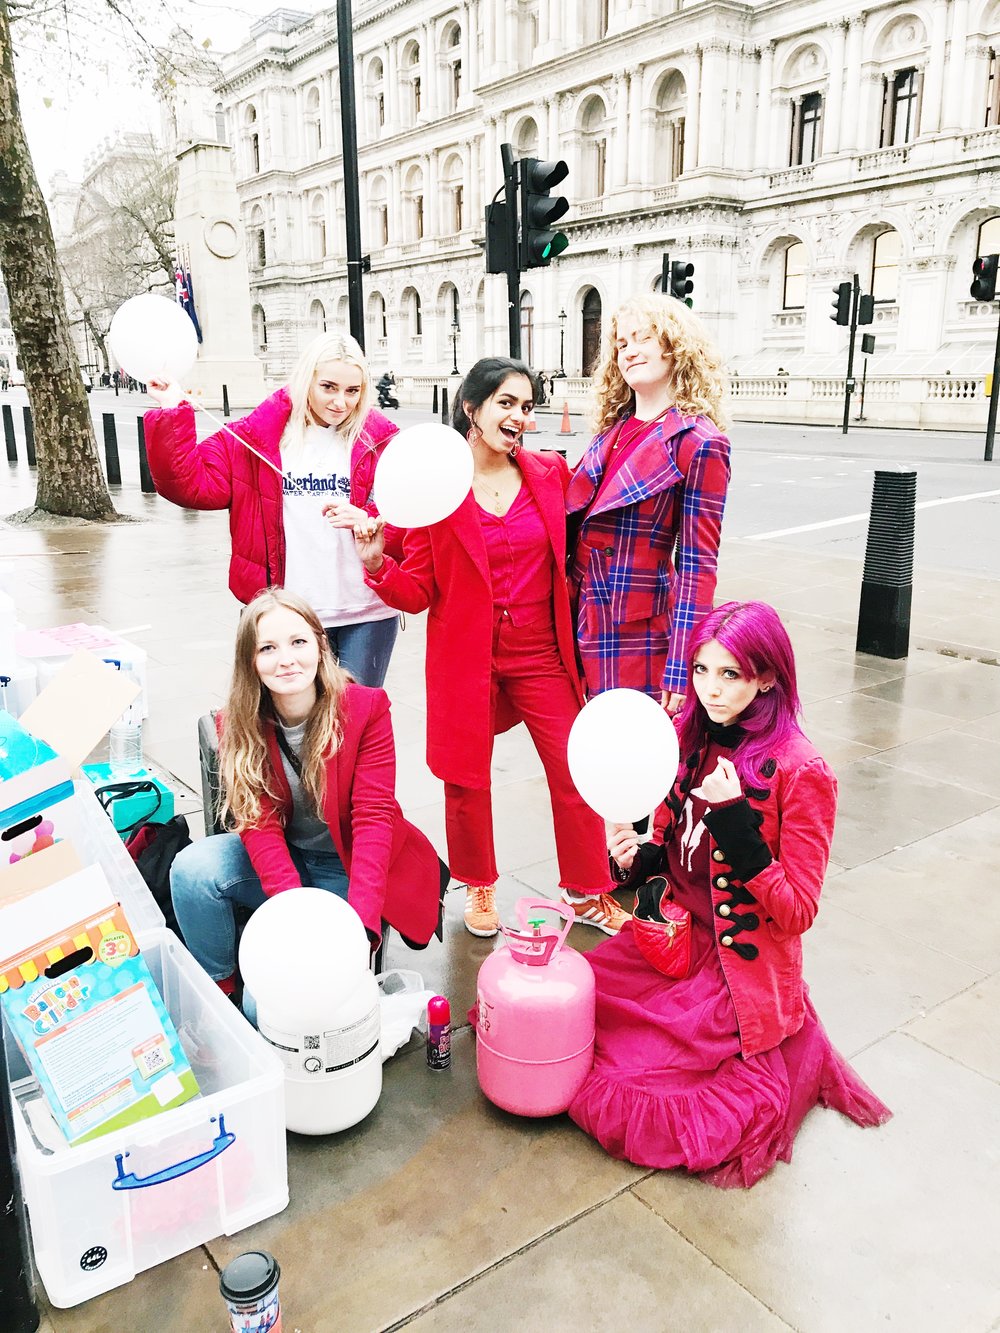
[444,607,612,894]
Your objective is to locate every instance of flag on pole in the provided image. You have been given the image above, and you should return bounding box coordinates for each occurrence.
[174,265,203,343]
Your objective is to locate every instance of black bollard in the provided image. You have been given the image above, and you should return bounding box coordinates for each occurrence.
[103,414,122,486]
[222,384,231,418]
[22,408,35,467]
[2,404,15,462]
[440,386,449,424]
[0,1028,40,1333]
[136,418,155,494]
[432,384,439,414]
[856,468,916,659]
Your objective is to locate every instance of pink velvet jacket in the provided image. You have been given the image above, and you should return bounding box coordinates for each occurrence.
[223,684,441,947]
[144,389,399,604]
[645,730,837,1058]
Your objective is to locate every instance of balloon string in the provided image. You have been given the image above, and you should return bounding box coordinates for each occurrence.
[183,395,310,498]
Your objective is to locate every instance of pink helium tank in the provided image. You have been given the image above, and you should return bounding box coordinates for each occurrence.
[476,898,596,1117]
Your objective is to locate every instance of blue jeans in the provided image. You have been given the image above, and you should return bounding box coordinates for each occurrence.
[325,616,399,687]
[170,833,348,982]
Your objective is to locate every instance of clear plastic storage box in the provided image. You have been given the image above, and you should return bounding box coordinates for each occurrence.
[3,789,289,1308]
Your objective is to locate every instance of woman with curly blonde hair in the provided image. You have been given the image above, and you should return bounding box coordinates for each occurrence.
[566,294,732,710]
[170,589,444,995]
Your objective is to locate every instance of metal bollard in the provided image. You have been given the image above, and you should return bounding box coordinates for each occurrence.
[222,384,230,418]
[22,407,35,467]
[2,404,15,462]
[856,468,916,659]
[432,384,439,414]
[136,418,155,494]
[440,386,449,424]
[102,414,122,486]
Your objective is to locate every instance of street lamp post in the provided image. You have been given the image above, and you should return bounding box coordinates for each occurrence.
[558,308,567,377]
[450,320,460,375]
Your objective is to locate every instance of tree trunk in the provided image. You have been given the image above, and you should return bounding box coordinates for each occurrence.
[0,1,116,519]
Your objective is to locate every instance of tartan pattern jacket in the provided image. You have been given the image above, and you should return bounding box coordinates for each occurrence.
[566,409,731,698]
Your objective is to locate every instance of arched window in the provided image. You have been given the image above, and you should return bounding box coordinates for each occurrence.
[309,195,327,260]
[582,288,602,376]
[305,86,322,160]
[654,73,687,183]
[402,286,423,338]
[783,241,807,309]
[250,206,266,269]
[520,290,534,365]
[514,117,539,159]
[368,291,388,342]
[977,215,1000,256]
[310,299,326,332]
[871,229,900,302]
[215,102,227,144]
[251,304,267,352]
[368,174,389,247]
[441,155,464,233]
[579,97,609,199]
[366,57,385,135]
[402,42,422,124]
[445,24,462,110]
[404,165,424,242]
[245,104,260,174]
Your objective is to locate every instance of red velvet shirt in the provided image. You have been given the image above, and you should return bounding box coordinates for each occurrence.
[478,485,553,623]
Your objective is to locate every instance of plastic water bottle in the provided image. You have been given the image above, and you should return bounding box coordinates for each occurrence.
[108,660,143,775]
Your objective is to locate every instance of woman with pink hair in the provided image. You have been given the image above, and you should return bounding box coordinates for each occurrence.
[569,601,891,1187]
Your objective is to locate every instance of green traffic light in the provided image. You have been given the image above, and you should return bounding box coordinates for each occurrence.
[543,233,570,260]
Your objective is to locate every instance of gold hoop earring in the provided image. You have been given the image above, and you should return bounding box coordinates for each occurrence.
[508,441,522,459]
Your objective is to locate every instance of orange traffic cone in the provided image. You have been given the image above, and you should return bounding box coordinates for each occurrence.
[559,402,573,435]
[524,413,537,432]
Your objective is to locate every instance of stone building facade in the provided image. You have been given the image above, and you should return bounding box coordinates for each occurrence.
[217,0,1000,426]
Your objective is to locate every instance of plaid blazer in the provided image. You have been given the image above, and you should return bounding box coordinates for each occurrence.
[566,409,731,697]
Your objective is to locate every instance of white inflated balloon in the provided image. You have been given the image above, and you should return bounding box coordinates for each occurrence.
[567,688,680,823]
[373,423,473,528]
[238,888,371,1020]
[108,293,198,384]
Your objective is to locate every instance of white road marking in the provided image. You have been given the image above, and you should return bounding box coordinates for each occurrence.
[746,487,1000,541]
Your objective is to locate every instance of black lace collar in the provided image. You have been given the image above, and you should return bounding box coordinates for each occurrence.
[705,718,744,749]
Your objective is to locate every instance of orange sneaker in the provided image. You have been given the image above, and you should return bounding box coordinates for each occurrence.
[464,884,499,937]
[560,891,631,935]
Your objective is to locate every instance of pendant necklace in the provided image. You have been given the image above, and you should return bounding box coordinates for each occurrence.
[474,471,507,515]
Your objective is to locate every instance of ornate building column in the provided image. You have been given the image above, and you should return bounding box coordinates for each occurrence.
[685,48,701,172]
[943,0,970,131]
[839,16,865,152]
[922,0,949,134]
[613,74,629,189]
[824,24,846,155]
[698,41,727,168]
[385,41,399,133]
[628,69,644,184]
[754,43,774,170]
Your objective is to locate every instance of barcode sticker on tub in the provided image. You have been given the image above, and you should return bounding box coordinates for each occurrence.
[322,1006,379,1072]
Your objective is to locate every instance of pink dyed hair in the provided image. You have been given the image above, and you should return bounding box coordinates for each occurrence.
[675,601,804,783]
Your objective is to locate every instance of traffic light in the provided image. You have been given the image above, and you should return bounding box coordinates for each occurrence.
[830,281,851,326]
[858,294,874,326]
[970,253,999,302]
[518,158,570,269]
[485,203,512,275]
[670,261,694,306]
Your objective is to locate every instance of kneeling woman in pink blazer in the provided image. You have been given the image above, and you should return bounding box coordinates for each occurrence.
[170,589,443,993]
[352,357,626,940]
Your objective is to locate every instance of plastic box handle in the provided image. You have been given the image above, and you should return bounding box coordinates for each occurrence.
[111,1114,235,1190]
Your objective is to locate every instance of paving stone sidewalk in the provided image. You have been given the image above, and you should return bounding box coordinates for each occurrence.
[3,477,999,1333]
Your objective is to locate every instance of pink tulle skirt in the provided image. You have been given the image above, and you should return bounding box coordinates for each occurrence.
[568,924,891,1188]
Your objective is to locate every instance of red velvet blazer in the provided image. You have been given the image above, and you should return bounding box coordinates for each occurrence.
[228,684,441,946]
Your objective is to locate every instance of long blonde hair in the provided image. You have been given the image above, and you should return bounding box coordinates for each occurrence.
[280,329,372,460]
[218,589,349,832]
[590,295,729,433]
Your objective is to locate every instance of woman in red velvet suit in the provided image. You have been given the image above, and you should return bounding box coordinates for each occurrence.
[170,589,443,994]
[352,358,627,940]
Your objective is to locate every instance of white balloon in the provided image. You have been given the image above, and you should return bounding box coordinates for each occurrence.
[567,689,681,823]
[108,293,198,385]
[238,888,371,1022]
[373,423,473,528]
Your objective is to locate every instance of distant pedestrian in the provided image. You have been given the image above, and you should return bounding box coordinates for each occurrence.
[144,330,402,687]
[570,600,891,1184]
[566,294,731,710]
[0,368,8,392]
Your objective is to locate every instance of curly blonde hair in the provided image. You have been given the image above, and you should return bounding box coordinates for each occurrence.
[218,589,349,832]
[590,295,729,433]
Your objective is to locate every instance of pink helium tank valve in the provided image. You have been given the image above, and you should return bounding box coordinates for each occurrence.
[426,995,451,1070]
[475,898,595,1117]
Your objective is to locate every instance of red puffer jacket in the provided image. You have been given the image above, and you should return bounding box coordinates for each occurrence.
[144,389,399,604]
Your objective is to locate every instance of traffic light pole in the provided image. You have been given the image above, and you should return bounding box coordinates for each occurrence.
[842,272,861,436]
[500,143,521,359]
[337,0,365,349]
[985,305,1000,462]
